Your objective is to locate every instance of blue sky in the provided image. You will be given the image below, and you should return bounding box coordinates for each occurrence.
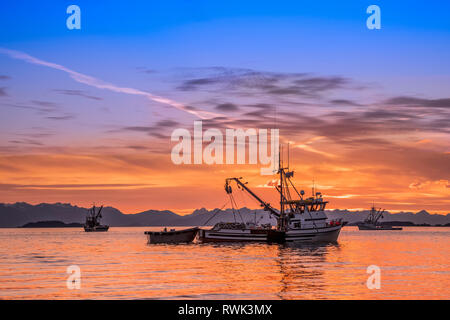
[1,0,450,136]
[2,1,450,95]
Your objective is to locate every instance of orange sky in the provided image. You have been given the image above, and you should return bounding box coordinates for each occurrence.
[0,52,449,215]
[0,133,448,214]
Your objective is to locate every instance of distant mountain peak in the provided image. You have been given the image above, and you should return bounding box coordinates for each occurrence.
[191,208,210,216]
[416,210,430,215]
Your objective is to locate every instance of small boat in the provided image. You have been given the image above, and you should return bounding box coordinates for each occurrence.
[357,205,403,230]
[358,224,403,230]
[145,227,199,244]
[84,205,109,232]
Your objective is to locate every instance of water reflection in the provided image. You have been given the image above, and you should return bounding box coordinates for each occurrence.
[275,243,339,299]
[0,227,448,299]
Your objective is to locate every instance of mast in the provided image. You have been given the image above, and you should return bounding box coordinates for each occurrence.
[279,144,283,217]
[96,205,104,219]
[287,142,290,170]
[311,178,317,198]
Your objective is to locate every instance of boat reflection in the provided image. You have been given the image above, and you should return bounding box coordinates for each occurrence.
[275,242,340,299]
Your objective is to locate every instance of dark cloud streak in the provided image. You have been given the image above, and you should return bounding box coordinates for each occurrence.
[54,89,102,101]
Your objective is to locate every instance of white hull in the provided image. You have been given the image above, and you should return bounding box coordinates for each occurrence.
[198,225,342,243]
[285,225,342,242]
[198,228,280,243]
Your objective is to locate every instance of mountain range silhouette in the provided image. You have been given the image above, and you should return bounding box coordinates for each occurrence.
[1,202,449,227]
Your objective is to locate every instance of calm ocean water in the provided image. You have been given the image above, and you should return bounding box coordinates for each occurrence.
[0,226,448,299]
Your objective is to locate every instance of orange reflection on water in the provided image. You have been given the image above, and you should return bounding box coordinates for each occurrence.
[0,227,448,299]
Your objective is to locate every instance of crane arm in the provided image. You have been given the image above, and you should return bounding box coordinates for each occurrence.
[96,205,104,219]
[226,178,280,217]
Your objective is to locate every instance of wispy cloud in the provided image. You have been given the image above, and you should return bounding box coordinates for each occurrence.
[294,136,337,158]
[0,48,222,119]
[9,139,44,146]
[46,115,75,121]
[385,96,450,109]
[176,67,349,98]
[54,89,102,101]
[215,103,239,112]
[0,183,154,190]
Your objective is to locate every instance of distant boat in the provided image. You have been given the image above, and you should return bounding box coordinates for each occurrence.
[357,205,402,230]
[84,205,109,232]
[145,227,199,244]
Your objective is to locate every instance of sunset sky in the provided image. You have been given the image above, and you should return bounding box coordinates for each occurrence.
[0,1,449,214]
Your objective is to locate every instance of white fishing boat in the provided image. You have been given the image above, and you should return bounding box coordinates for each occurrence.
[198,147,345,243]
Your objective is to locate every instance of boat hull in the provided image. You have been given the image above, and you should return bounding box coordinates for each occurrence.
[84,225,109,232]
[285,225,342,242]
[145,227,199,244]
[198,225,342,243]
[197,228,277,243]
[358,224,403,230]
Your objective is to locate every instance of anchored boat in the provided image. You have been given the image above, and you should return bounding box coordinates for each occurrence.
[357,205,403,230]
[84,205,109,232]
[145,227,199,244]
[198,221,285,243]
[198,150,344,243]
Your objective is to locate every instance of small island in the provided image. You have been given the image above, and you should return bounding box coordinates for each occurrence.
[20,220,83,228]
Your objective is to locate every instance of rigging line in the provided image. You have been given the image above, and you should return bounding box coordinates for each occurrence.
[284,174,292,202]
[202,199,229,226]
[240,185,269,222]
[237,185,247,209]
[238,189,248,218]
[228,193,237,223]
[229,180,246,224]
[287,175,302,198]
[239,187,262,224]
[229,190,244,224]
[231,193,245,224]
[241,185,260,207]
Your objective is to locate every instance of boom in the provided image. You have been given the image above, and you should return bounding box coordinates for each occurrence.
[96,205,104,219]
[226,178,280,217]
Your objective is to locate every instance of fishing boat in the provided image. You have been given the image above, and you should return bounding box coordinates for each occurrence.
[198,221,285,243]
[357,205,403,230]
[198,148,344,243]
[84,205,109,232]
[145,227,199,244]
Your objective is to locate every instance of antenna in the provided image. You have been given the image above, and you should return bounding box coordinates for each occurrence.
[287,142,290,170]
[278,143,281,173]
